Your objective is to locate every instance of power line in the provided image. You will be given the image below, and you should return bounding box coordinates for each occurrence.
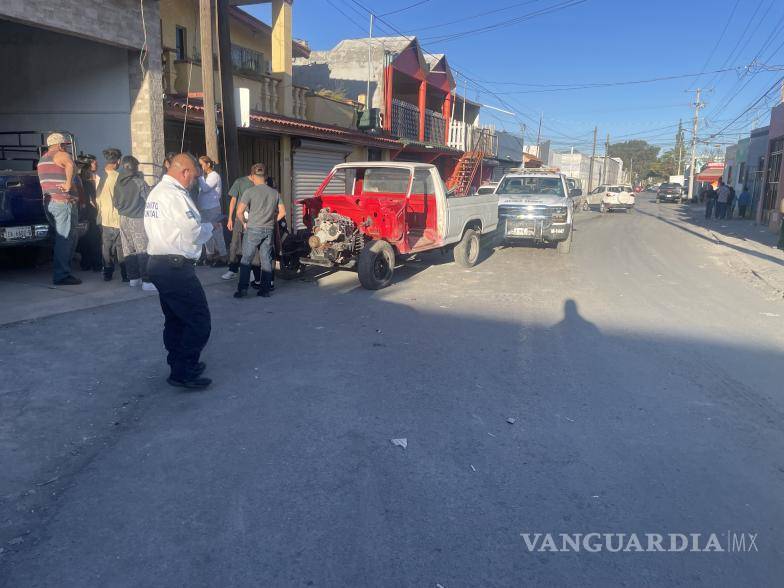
[405,0,544,33]
[706,75,784,139]
[688,0,741,91]
[380,0,434,17]
[419,0,588,44]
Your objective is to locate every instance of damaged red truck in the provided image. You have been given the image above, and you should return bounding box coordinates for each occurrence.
[280,162,498,290]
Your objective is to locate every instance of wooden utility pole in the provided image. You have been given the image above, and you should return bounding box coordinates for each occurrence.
[535,112,543,152]
[602,132,610,185]
[199,0,219,162]
[687,89,703,204]
[587,126,597,193]
[216,0,241,185]
[519,123,527,165]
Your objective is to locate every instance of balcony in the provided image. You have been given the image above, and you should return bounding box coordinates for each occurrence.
[390,98,446,145]
[448,120,498,157]
[163,49,307,119]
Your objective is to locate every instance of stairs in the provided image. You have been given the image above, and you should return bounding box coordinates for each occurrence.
[446,128,488,196]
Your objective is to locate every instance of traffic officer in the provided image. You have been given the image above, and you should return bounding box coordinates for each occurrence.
[144,153,214,389]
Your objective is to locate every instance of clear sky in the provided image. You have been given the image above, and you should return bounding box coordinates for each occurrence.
[245,0,784,155]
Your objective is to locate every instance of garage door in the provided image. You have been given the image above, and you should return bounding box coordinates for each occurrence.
[292,140,352,229]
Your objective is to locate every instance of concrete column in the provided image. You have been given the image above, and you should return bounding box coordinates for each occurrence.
[272,0,293,117]
[442,92,452,146]
[418,80,427,142]
[128,19,164,184]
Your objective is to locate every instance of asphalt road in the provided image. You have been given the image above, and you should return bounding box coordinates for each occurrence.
[2,196,783,586]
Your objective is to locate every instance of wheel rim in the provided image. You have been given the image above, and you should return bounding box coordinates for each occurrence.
[468,235,479,263]
[374,254,391,281]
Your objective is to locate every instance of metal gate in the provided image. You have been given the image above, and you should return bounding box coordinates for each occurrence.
[292,140,352,229]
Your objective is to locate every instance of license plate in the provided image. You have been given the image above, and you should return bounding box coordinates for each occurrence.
[510,227,534,236]
[4,226,32,240]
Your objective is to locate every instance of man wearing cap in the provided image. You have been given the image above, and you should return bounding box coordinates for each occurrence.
[144,154,214,389]
[37,132,81,285]
[233,163,286,299]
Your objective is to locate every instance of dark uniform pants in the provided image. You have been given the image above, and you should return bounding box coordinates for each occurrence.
[147,256,211,380]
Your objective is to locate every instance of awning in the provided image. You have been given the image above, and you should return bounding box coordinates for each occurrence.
[165,96,400,150]
[696,164,724,181]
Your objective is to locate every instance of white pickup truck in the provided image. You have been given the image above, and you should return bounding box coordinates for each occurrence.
[495,169,576,253]
[286,162,498,289]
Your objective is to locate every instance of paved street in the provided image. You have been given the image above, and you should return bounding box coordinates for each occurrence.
[2,197,784,586]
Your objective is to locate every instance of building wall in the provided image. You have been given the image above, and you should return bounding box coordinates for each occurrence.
[746,126,770,217]
[762,103,784,228]
[0,0,164,179]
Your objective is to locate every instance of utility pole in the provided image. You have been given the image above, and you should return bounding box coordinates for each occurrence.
[602,132,609,185]
[676,119,683,176]
[535,112,543,153]
[587,126,597,193]
[519,123,527,166]
[216,0,241,186]
[199,0,220,162]
[461,75,467,150]
[366,13,374,108]
[687,88,704,204]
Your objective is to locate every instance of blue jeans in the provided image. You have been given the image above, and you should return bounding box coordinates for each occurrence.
[47,200,78,282]
[715,202,727,219]
[238,227,273,292]
[705,198,715,219]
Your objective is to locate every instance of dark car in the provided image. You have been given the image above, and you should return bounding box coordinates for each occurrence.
[657,182,684,203]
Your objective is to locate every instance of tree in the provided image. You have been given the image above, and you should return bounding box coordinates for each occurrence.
[607,140,660,180]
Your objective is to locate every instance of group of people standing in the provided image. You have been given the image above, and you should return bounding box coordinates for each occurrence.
[702,180,751,220]
[38,133,287,389]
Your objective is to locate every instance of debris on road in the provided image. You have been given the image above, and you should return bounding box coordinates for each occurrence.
[470,465,476,472]
[564,416,576,423]
[391,438,407,449]
[506,417,516,424]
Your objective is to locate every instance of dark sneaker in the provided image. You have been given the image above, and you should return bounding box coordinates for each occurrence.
[54,275,82,286]
[233,289,248,298]
[250,280,260,290]
[257,290,271,298]
[103,274,113,282]
[167,376,212,390]
[193,362,206,376]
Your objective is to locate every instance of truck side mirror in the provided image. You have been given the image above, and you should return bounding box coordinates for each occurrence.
[570,188,582,197]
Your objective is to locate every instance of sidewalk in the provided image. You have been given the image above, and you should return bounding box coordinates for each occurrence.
[0,264,230,326]
[678,203,784,299]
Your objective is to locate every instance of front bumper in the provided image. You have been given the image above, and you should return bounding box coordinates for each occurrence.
[0,223,51,247]
[658,193,682,200]
[501,217,571,242]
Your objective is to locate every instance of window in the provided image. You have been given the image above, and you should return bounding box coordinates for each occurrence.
[411,170,435,196]
[231,45,267,76]
[496,176,565,197]
[175,26,187,60]
[363,168,411,195]
[323,169,354,195]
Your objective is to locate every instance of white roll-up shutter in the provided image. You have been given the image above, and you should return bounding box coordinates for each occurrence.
[292,140,352,229]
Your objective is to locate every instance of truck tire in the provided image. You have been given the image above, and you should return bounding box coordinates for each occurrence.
[277,256,303,280]
[358,240,395,290]
[453,228,480,267]
[557,229,573,254]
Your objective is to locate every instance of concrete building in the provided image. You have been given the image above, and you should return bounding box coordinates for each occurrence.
[0,0,164,178]
[758,103,784,229]
[745,126,770,218]
[160,0,399,219]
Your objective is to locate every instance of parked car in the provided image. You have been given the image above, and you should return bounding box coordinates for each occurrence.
[657,182,684,203]
[284,162,498,289]
[495,169,575,253]
[596,185,635,213]
[0,131,86,260]
[476,182,498,195]
[567,177,587,211]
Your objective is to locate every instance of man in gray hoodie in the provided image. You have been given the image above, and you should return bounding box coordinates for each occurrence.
[113,155,155,291]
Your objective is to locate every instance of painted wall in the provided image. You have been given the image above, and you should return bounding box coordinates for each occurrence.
[0,21,132,160]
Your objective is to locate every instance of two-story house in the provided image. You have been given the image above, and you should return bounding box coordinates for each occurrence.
[293,35,498,186]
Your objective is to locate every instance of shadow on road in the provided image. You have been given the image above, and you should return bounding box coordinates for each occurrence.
[1,290,783,586]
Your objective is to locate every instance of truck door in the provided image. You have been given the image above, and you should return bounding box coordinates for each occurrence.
[407,169,439,250]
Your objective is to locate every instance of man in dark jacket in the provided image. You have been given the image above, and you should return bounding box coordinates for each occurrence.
[703,185,717,220]
[114,156,155,291]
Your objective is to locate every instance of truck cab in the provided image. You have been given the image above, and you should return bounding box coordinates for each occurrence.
[495,169,574,253]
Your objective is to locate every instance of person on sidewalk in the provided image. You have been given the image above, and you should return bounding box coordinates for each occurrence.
[737,186,751,219]
[233,163,286,299]
[222,167,254,281]
[726,185,736,219]
[703,185,717,220]
[144,153,214,389]
[96,148,127,282]
[76,154,102,272]
[114,155,155,291]
[715,180,730,219]
[37,133,81,285]
[197,156,228,267]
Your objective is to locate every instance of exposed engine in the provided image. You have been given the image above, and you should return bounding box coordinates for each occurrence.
[307,208,364,265]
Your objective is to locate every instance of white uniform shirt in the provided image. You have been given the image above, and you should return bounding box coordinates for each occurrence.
[145,175,213,259]
[197,170,222,211]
